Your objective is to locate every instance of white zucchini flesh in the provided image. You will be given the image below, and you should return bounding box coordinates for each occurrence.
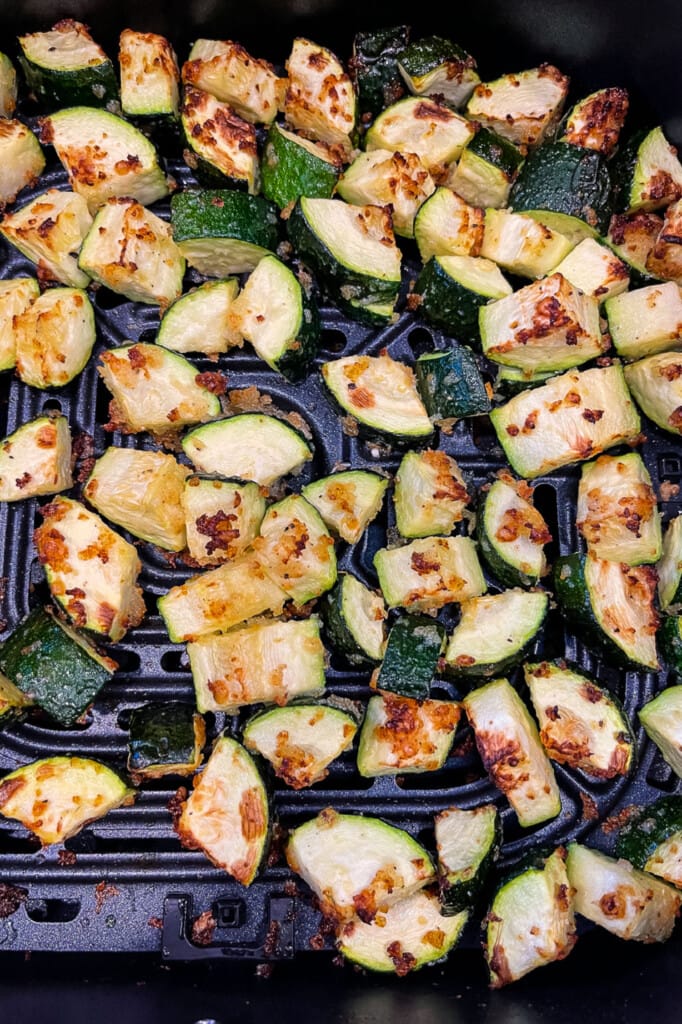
[480,210,573,279]
[605,281,682,361]
[583,554,659,669]
[552,237,630,301]
[357,694,460,776]
[0,277,39,371]
[322,354,433,438]
[365,96,475,170]
[337,149,435,237]
[182,414,312,486]
[657,515,682,610]
[576,453,661,564]
[283,37,355,151]
[119,29,180,117]
[0,119,45,207]
[14,286,95,389]
[302,471,388,545]
[181,476,266,566]
[158,279,242,356]
[444,590,548,669]
[0,414,72,501]
[254,494,336,604]
[374,535,487,612]
[183,39,281,124]
[639,685,682,779]
[466,66,570,147]
[0,188,93,288]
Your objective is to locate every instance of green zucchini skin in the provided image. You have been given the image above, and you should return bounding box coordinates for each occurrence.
[414,257,510,345]
[659,615,682,674]
[261,125,340,209]
[171,189,280,251]
[615,796,682,874]
[476,480,550,589]
[436,805,502,914]
[373,616,446,700]
[350,26,410,118]
[468,126,524,178]
[127,702,205,781]
[509,142,612,234]
[322,574,386,666]
[0,607,115,727]
[19,57,118,110]
[415,347,491,420]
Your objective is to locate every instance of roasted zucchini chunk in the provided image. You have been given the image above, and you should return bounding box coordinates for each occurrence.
[0,188,93,288]
[477,473,551,587]
[397,34,479,108]
[322,572,387,665]
[616,797,682,889]
[34,496,146,642]
[0,52,17,117]
[657,514,682,611]
[414,346,491,421]
[98,343,222,438]
[283,37,356,154]
[176,734,269,885]
[606,210,663,282]
[0,277,38,371]
[337,149,435,238]
[0,414,72,502]
[374,535,486,612]
[525,661,635,778]
[302,470,388,545]
[485,848,576,987]
[242,700,360,788]
[463,676,561,827]
[182,413,312,487]
[254,494,337,605]
[466,65,570,147]
[286,809,435,923]
[181,87,259,193]
[158,552,287,642]
[84,447,189,551]
[0,756,133,846]
[566,843,681,942]
[127,702,205,783]
[181,475,266,566]
[158,279,241,356]
[171,188,279,276]
[435,804,501,914]
[443,589,548,679]
[365,96,474,172]
[576,453,662,565]
[480,209,573,279]
[183,39,281,124]
[321,353,432,440]
[659,615,682,675]
[119,29,180,119]
[646,198,682,283]
[639,685,682,778]
[624,351,682,436]
[0,672,32,726]
[0,119,45,208]
[188,616,326,713]
[261,123,341,209]
[79,197,185,307]
[357,693,459,776]
[349,25,410,119]
[14,286,95,389]
[337,889,468,975]
[415,254,512,344]
[372,616,446,700]
[447,126,524,209]
[393,449,470,539]
[612,126,682,214]
[561,87,629,157]
[0,605,116,727]
[552,237,629,302]
[39,107,170,213]
[605,281,682,361]
[414,186,484,262]
[18,19,118,110]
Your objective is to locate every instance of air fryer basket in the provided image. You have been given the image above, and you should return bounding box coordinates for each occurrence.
[0,0,680,993]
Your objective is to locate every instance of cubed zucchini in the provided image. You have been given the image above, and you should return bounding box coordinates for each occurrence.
[612,126,682,214]
[158,280,242,356]
[321,353,432,440]
[254,494,337,605]
[15,286,95,389]
[182,414,312,486]
[397,35,479,108]
[415,254,512,344]
[372,615,446,700]
[414,187,484,263]
[322,572,387,665]
[443,589,548,679]
[435,804,501,914]
[606,211,664,283]
[477,474,552,587]
[374,535,486,612]
[466,65,569,147]
[561,87,629,157]
[480,209,573,279]
[616,797,682,889]
[182,39,281,124]
[283,37,356,153]
[0,52,17,117]
[19,19,118,110]
[302,470,388,544]
[639,686,682,779]
[127,702,205,782]
[337,149,435,238]
[350,25,410,119]
[0,277,39,371]
[552,237,630,302]
[624,351,682,436]
[0,188,93,288]
[261,123,341,209]
[605,281,682,361]
[181,475,266,566]
[0,119,45,209]
[357,693,459,775]
[447,126,524,209]
[365,95,474,171]
[657,515,682,611]
[646,198,682,283]
[0,414,72,502]
[393,449,470,538]
[181,87,259,193]
[415,346,491,421]
[171,189,280,276]
[119,29,180,118]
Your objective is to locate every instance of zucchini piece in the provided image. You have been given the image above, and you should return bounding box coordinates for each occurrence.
[350,25,410,119]
[657,515,682,611]
[182,475,266,566]
[0,188,93,288]
[480,209,573,279]
[119,29,180,118]
[646,198,682,284]
[19,20,117,110]
[322,572,387,665]
[394,449,470,538]
[435,805,501,914]
[365,96,474,171]
[525,661,635,778]
[181,87,259,193]
[495,365,559,395]
[254,494,337,605]
[659,615,682,675]
[0,277,39,371]
[127,702,205,782]
[158,279,242,356]
[343,297,398,327]
[561,87,629,157]
[171,189,279,276]
[337,149,435,238]
[338,889,468,975]
[566,843,680,942]
[83,447,189,551]
[0,119,45,208]
[321,354,432,440]
[182,414,312,487]
[606,211,663,283]
[490,364,642,479]
[552,237,630,302]
[158,552,287,642]
[485,848,576,988]
[287,198,401,316]
[639,686,682,778]
[283,37,356,153]
[509,141,612,236]
[414,187,484,262]
[397,35,479,108]
[624,351,682,436]
[0,756,133,846]
[242,700,359,788]
[0,52,17,118]
[188,617,325,713]
[229,254,319,380]
[0,672,32,725]
[481,273,603,373]
[415,254,512,344]
[176,734,269,884]
[15,286,95,389]
[357,693,459,776]
[374,535,486,612]
[466,65,569,147]
[0,606,116,727]
[372,616,446,700]
[415,346,491,421]
[443,589,548,679]
[448,127,524,209]
[182,39,281,125]
[261,123,341,209]
[463,677,561,827]
[477,474,551,587]
[39,108,169,213]
[302,470,388,544]
[98,343,221,437]
[605,281,682,361]
[554,552,659,669]
[34,496,146,642]
[286,809,435,923]
[612,126,682,214]
[576,452,662,565]
[0,414,72,502]
[616,797,682,889]
[79,197,185,308]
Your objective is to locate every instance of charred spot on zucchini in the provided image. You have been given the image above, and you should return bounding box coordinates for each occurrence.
[283,37,356,154]
[561,87,629,157]
[624,351,682,437]
[448,126,524,209]
[127,702,205,782]
[171,189,280,276]
[466,65,569,148]
[182,39,281,125]
[253,494,337,605]
[657,514,682,611]
[374,535,486,612]
[477,474,551,587]
[349,25,410,119]
[181,87,259,193]
[605,281,682,361]
[606,211,663,284]
[182,413,312,487]
[0,414,72,502]
[372,615,446,700]
[397,35,479,109]
[261,123,341,209]
[616,797,682,889]
[0,188,93,289]
[181,475,266,567]
[337,149,435,239]
[302,470,387,545]
[415,254,512,344]
[365,96,474,171]
[321,353,432,440]
[646,198,682,284]
[415,346,491,421]
[435,804,501,915]
[119,29,180,118]
[479,209,573,280]
[15,286,95,389]
[444,589,548,679]
[357,693,459,776]
[393,449,470,539]
[158,279,241,356]
[322,572,387,665]
[414,187,484,263]
[0,119,45,209]
[552,237,629,302]
[576,453,661,565]
[639,685,682,779]
[612,126,682,214]
[0,277,39,372]
[19,20,118,110]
